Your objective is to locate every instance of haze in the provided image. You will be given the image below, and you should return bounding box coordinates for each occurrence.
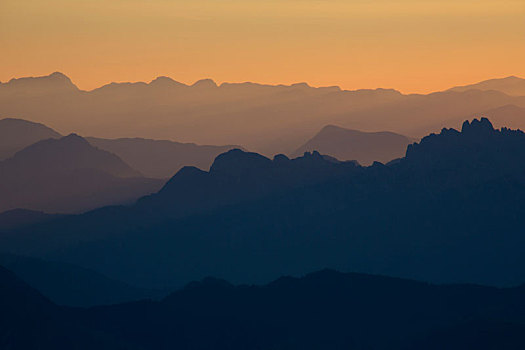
[1,0,524,93]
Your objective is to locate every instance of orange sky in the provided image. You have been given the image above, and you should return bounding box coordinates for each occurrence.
[1,0,524,93]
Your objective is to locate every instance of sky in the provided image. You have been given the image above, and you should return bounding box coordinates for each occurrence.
[1,0,524,93]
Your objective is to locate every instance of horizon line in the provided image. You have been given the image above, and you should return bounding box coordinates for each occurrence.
[2,71,523,96]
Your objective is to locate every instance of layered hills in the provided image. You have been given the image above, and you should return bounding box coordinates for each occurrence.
[292,125,413,165]
[3,72,525,155]
[1,265,525,349]
[2,119,525,289]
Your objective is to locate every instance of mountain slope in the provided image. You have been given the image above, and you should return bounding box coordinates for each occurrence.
[449,76,525,96]
[292,125,413,165]
[0,118,61,159]
[0,134,163,213]
[87,137,240,178]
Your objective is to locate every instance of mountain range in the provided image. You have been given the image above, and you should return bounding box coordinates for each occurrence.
[2,72,525,155]
[2,264,525,349]
[2,118,525,290]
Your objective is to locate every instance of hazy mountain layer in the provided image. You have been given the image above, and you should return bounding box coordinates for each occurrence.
[292,125,413,165]
[448,76,525,96]
[3,73,525,155]
[0,118,61,160]
[86,137,240,178]
[2,119,525,289]
[0,134,163,213]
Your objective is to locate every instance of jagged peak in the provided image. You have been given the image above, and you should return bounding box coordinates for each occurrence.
[461,117,495,133]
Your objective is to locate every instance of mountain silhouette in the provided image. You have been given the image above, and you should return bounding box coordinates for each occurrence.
[86,137,240,178]
[5,72,525,155]
[448,76,525,96]
[1,265,525,349]
[0,71,79,95]
[3,119,525,289]
[137,148,357,217]
[0,134,163,213]
[0,118,61,159]
[292,125,414,165]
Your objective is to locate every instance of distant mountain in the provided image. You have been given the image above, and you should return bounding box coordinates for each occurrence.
[449,76,525,96]
[0,254,164,307]
[0,134,163,213]
[3,119,525,289]
[4,72,525,155]
[0,71,79,95]
[0,118,61,159]
[86,137,240,178]
[2,265,525,349]
[292,125,414,165]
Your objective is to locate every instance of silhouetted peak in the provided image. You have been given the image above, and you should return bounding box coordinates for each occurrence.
[149,76,186,88]
[295,151,341,164]
[60,133,90,146]
[501,75,522,81]
[210,149,272,175]
[290,82,310,89]
[48,71,69,80]
[461,117,495,134]
[315,124,361,137]
[0,118,59,132]
[273,154,290,164]
[192,79,217,88]
[302,150,323,159]
[5,72,78,91]
[169,166,207,182]
[319,124,342,133]
[16,133,92,158]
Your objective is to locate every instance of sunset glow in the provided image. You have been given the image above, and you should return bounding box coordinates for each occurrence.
[1,0,524,92]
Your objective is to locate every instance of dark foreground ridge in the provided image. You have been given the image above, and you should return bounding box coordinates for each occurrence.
[2,265,525,349]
